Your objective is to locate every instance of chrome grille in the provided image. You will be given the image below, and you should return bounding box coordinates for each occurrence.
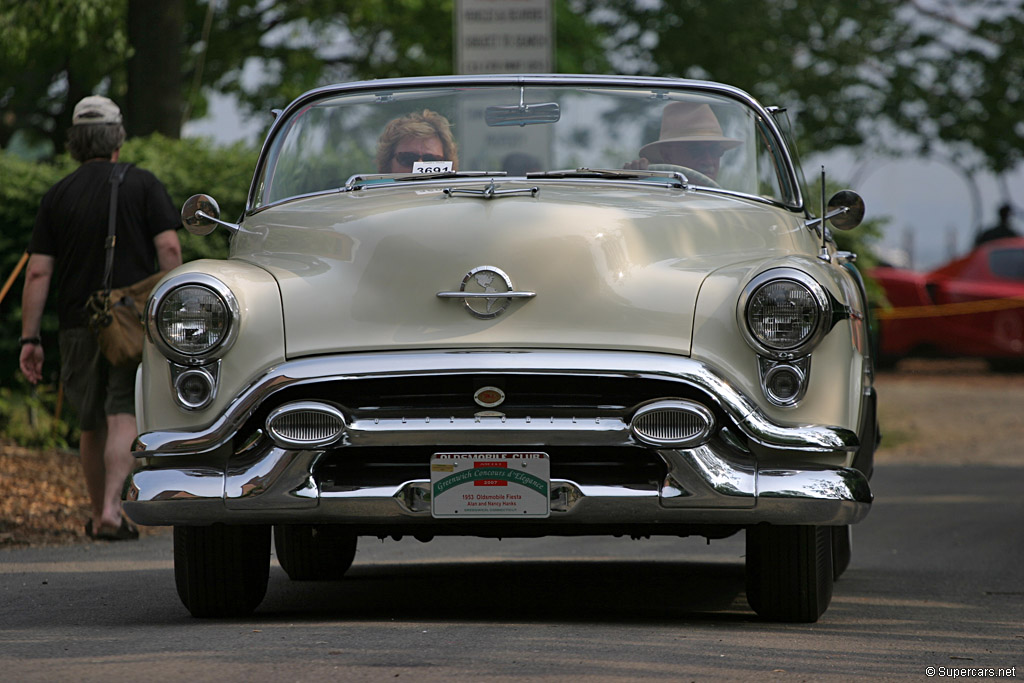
[266,402,346,447]
[630,400,714,448]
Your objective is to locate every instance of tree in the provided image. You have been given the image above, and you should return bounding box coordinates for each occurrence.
[126,0,185,138]
[0,0,129,153]
[0,0,611,155]
[576,0,1024,183]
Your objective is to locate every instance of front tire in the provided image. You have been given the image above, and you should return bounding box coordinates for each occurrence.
[174,524,271,618]
[831,525,852,580]
[745,524,834,622]
[274,524,357,581]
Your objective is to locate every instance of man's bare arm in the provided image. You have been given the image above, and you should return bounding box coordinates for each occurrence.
[19,253,54,384]
[154,229,183,271]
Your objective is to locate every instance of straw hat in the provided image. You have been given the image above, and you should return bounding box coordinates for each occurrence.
[640,102,741,162]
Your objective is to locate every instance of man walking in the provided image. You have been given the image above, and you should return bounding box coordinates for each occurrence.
[19,95,182,540]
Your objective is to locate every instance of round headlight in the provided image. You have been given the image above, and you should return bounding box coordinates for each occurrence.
[157,285,230,356]
[746,279,820,351]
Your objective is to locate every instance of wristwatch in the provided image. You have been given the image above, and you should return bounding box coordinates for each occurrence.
[19,336,41,346]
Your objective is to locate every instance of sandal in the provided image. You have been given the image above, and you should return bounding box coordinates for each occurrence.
[85,517,140,541]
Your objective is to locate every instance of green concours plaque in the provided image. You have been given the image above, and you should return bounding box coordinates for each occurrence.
[430,452,550,518]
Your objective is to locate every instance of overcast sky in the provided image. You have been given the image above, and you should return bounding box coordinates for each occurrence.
[185,93,1023,273]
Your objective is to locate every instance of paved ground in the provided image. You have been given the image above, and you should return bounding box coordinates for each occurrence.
[1,463,1021,681]
[1,359,1022,680]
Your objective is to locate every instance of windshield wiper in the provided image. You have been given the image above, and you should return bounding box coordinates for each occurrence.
[394,170,505,182]
[344,171,505,190]
[526,167,689,186]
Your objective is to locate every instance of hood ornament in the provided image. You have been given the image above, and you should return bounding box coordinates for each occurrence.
[437,265,535,319]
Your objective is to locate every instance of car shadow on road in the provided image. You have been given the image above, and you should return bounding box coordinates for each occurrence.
[259,559,751,623]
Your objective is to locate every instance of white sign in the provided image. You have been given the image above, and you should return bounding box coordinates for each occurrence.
[431,452,550,518]
[455,0,554,74]
[412,160,454,174]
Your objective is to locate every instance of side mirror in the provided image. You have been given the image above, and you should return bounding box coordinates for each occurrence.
[181,194,239,235]
[826,190,866,231]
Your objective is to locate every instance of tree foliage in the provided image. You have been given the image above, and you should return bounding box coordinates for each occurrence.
[578,0,1023,178]
[0,0,129,153]
[1,0,611,154]
[4,0,1019,178]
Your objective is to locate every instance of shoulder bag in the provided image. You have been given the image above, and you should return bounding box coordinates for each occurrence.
[85,163,166,367]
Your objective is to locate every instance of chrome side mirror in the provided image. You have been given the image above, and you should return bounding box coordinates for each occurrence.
[826,190,865,231]
[181,194,239,235]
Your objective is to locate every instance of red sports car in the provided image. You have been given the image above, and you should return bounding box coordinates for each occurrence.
[870,237,1024,370]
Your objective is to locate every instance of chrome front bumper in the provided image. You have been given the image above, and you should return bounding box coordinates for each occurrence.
[125,350,872,529]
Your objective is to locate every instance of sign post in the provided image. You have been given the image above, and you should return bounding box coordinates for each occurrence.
[455,0,554,74]
[453,0,555,172]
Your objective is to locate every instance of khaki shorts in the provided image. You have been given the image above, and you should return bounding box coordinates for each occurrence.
[59,328,136,431]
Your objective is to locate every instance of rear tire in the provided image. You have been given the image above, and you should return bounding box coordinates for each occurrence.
[745,524,834,622]
[274,524,357,581]
[174,524,271,618]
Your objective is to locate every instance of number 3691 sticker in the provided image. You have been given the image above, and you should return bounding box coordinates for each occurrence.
[430,452,550,518]
[412,160,454,174]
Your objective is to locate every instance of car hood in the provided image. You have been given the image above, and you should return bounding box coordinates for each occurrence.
[234,183,805,358]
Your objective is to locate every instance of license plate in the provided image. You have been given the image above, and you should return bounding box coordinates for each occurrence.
[430,452,550,518]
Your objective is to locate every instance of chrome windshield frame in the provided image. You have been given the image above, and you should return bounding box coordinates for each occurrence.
[246,74,803,215]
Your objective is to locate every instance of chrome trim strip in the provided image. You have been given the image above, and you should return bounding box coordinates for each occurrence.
[436,291,537,299]
[345,414,631,447]
[133,350,858,457]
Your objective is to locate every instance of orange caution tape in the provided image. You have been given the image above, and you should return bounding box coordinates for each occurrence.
[874,295,1024,320]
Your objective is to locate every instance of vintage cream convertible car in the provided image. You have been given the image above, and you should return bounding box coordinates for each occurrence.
[126,74,876,622]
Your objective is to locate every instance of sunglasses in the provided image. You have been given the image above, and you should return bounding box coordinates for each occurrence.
[393,152,444,166]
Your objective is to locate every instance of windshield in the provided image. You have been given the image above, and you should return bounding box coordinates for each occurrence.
[253,82,799,209]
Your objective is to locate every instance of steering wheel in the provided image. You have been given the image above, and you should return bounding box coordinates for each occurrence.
[645,163,720,188]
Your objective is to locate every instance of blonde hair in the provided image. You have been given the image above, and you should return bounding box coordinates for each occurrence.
[375,109,458,173]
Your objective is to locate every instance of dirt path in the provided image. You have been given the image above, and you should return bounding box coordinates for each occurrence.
[875,359,1024,467]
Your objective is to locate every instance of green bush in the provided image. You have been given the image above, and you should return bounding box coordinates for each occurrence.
[120,134,258,262]
[0,136,259,443]
[0,380,72,449]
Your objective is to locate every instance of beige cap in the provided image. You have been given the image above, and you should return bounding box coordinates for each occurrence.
[72,95,122,126]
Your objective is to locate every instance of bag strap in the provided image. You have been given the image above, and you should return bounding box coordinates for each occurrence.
[100,162,133,293]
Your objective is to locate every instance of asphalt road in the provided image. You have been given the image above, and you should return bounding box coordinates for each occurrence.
[1,463,1021,681]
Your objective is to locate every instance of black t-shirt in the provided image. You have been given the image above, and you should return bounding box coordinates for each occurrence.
[29,160,180,329]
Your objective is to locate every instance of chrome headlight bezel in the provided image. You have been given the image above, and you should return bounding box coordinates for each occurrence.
[738,268,831,358]
[147,274,239,366]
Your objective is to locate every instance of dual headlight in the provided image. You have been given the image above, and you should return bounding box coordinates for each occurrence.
[146,275,238,411]
[739,269,833,407]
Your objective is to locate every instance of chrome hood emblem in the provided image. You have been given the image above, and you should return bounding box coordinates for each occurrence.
[437,265,535,319]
